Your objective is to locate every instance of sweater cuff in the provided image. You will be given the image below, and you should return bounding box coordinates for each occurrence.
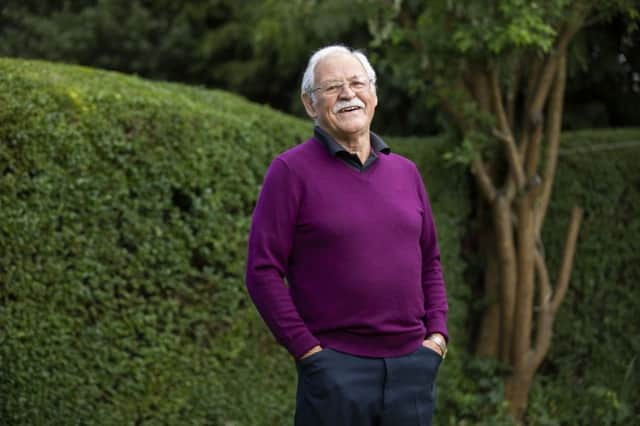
[289,334,322,360]
[425,315,449,343]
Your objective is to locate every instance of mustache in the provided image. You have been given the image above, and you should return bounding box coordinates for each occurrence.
[332,98,365,113]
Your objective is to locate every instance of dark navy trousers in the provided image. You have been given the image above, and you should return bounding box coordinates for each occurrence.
[294,346,442,426]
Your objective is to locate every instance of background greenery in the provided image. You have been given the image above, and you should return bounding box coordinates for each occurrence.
[530,128,640,425]
[2,57,639,425]
[1,0,638,135]
[0,57,310,425]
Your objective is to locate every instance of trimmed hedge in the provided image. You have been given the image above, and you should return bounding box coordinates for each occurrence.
[0,57,311,425]
[2,57,639,425]
[0,58,470,425]
[528,128,640,425]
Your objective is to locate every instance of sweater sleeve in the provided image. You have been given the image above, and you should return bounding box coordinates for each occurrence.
[413,164,449,342]
[245,157,320,358]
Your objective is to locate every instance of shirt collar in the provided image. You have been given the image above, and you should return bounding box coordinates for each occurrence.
[314,126,391,157]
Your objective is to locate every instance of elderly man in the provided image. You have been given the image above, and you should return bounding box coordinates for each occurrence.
[245,45,448,426]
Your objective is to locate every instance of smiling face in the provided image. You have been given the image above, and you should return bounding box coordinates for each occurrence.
[302,53,378,141]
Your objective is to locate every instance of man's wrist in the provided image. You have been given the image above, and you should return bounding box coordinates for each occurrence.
[427,333,448,358]
[298,345,322,361]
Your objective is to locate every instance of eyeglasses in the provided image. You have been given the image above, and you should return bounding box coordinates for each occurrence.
[310,78,373,97]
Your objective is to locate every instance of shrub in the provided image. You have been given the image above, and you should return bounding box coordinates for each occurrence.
[0,57,311,425]
[2,57,638,425]
[528,128,640,425]
[0,58,469,425]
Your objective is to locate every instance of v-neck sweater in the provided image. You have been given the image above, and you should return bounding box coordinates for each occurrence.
[245,136,448,359]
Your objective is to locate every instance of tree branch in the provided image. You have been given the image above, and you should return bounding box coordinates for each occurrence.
[536,54,567,236]
[472,157,497,202]
[507,58,521,132]
[490,68,525,191]
[518,128,530,168]
[489,67,509,134]
[536,249,552,306]
[530,206,583,369]
[521,54,543,137]
[505,179,517,202]
[529,4,585,116]
[493,196,518,363]
[512,199,536,367]
[531,249,552,370]
[551,206,584,314]
[524,121,543,179]
[517,55,541,163]
[523,25,578,181]
[493,128,525,190]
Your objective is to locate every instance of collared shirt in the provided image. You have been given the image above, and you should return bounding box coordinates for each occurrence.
[313,126,391,171]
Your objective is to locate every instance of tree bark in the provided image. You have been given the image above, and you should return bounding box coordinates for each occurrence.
[375,1,607,422]
[475,213,501,358]
[492,196,517,363]
[472,43,581,423]
[537,55,567,235]
[428,7,588,422]
[505,368,535,420]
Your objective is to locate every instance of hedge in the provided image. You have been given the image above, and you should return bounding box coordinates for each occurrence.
[0,58,470,425]
[2,57,639,425]
[528,128,640,425]
[0,57,310,425]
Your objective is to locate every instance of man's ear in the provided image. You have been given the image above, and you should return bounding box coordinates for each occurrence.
[301,93,318,119]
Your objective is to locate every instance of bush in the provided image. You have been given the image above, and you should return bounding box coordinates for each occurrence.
[2,57,638,425]
[528,128,640,425]
[0,58,470,425]
[0,57,312,425]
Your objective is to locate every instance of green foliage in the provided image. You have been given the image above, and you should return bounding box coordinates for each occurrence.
[0,57,311,425]
[0,0,448,136]
[368,0,569,83]
[0,0,292,108]
[527,128,640,425]
[2,57,639,425]
[0,58,471,425]
[441,131,492,166]
[370,0,638,73]
[367,0,640,148]
[3,0,638,136]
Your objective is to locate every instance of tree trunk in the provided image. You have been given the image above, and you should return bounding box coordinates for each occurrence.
[467,43,582,422]
[493,196,517,363]
[475,215,501,357]
[505,368,535,420]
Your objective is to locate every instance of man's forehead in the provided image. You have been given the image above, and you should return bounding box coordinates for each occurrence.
[315,53,366,80]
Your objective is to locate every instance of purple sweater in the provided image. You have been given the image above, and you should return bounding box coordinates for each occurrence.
[245,136,448,359]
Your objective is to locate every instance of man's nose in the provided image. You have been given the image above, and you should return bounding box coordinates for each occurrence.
[338,83,356,98]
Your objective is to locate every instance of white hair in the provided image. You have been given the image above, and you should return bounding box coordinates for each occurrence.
[300,45,377,100]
